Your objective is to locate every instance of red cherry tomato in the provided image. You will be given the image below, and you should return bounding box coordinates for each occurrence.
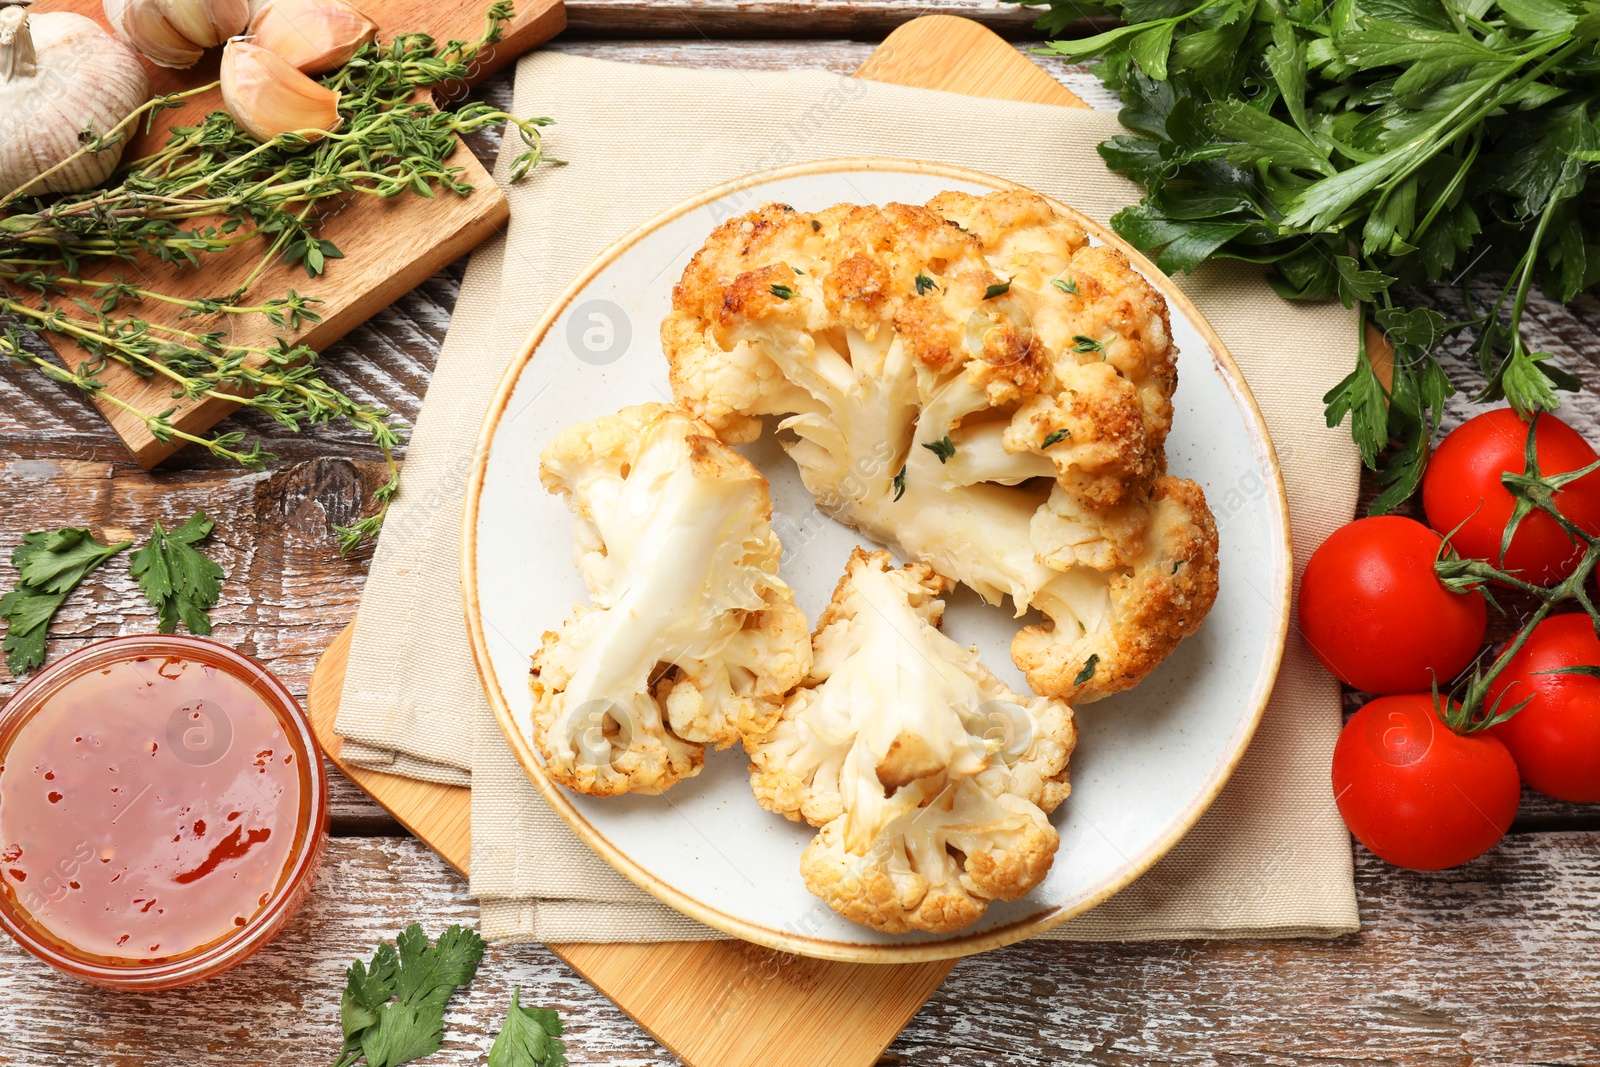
[1485,613,1600,802]
[1299,516,1487,694]
[1332,694,1520,870]
[1423,409,1600,586]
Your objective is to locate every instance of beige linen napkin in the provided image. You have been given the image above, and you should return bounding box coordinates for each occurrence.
[337,52,1361,942]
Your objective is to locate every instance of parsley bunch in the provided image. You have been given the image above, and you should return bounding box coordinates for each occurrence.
[1016,0,1600,509]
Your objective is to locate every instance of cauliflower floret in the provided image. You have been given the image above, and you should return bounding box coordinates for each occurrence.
[747,548,1077,934]
[663,189,1219,702]
[530,404,812,796]
[801,776,1060,935]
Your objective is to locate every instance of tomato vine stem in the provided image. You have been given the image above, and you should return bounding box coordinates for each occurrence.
[1433,415,1600,733]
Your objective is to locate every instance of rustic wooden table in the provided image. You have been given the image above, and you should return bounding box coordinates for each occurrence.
[3,9,1600,1065]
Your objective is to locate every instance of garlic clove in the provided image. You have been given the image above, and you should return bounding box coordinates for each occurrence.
[102,0,249,67]
[103,0,204,68]
[247,0,376,74]
[157,0,248,49]
[219,37,341,142]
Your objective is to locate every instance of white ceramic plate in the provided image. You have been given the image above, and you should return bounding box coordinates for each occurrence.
[464,160,1291,963]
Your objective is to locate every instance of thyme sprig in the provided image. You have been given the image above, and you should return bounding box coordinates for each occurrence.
[0,2,552,550]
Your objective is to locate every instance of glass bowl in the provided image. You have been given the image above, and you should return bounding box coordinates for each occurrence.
[0,635,328,990]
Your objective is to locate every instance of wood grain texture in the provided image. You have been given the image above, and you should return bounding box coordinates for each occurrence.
[856,15,1087,105]
[16,0,564,469]
[0,833,1597,1065]
[560,0,1048,39]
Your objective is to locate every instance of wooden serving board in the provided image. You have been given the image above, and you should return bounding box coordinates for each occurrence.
[307,16,1087,1067]
[23,0,566,469]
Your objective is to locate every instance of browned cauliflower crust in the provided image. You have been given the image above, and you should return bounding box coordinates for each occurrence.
[530,404,812,796]
[746,548,1078,934]
[662,189,1220,702]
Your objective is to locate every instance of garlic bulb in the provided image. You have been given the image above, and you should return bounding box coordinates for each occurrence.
[103,0,249,68]
[219,37,341,142]
[248,0,375,74]
[0,6,150,199]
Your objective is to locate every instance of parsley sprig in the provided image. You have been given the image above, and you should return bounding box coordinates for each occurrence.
[130,511,225,636]
[0,529,130,675]
[334,924,486,1067]
[488,987,569,1067]
[1017,0,1600,510]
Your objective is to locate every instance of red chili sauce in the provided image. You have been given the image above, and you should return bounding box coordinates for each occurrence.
[0,653,308,965]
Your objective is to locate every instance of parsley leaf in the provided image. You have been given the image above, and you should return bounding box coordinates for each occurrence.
[769,284,794,299]
[1073,653,1100,688]
[129,511,225,635]
[915,271,939,295]
[1042,428,1070,448]
[488,988,568,1067]
[983,281,1011,299]
[0,529,130,675]
[334,924,487,1067]
[922,436,957,463]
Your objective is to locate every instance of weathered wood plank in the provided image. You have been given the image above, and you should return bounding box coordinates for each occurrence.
[544,38,1124,105]
[896,832,1600,1067]
[559,0,1050,40]
[0,834,1595,1066]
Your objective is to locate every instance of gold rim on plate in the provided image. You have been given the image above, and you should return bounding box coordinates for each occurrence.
[462,158,1294,963]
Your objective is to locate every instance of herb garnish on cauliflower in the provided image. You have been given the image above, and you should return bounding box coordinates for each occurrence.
[530,404,812,796]
[663,189,1220,702]
[747,548,1077,934]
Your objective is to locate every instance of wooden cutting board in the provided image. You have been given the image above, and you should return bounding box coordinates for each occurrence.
[306,16,1088,1067]
[21,0,566,469]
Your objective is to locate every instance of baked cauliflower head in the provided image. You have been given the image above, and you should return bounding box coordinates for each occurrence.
[662,189,1220,702]
[530,403,812,796]
[747,548,1078,934]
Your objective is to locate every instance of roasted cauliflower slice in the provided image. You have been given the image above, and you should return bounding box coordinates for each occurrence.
[747,548,1077,934]
[663,189,1220,702]
[530,404,812,796]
